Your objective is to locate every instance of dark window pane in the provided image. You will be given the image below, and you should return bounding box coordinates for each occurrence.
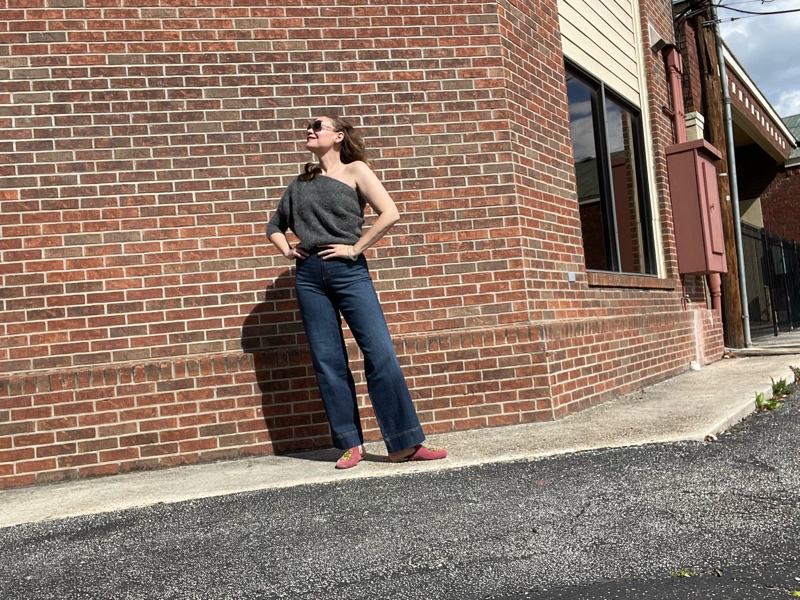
[565,64,655,275]
[566,74,608,270]
[606,97,648,274]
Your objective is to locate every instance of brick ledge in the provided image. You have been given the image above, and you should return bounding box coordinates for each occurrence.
[587,271,678,290]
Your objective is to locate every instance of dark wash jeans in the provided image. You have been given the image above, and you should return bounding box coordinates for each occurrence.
[294,252,425,453]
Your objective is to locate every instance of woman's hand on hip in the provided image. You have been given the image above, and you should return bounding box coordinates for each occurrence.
[284,245,309,260]
[318,244,358,261]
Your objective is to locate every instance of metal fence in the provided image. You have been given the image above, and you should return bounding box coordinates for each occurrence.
[741,223,800,337]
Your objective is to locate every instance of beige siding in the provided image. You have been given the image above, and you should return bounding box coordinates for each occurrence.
[558,0,641,105]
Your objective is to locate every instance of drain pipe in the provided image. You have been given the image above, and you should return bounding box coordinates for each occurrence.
[709,5,752,347]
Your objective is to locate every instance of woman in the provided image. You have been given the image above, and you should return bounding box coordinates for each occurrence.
[266,116,447,469]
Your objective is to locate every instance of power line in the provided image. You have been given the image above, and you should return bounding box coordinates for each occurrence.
[717,0,775,6]
[716,1,800,15]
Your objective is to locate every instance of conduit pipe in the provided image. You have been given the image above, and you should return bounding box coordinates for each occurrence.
[710,4,751,346]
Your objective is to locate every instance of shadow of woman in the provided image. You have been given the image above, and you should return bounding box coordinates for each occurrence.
[241,268,333,456]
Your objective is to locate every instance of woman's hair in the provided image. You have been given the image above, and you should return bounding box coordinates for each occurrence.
[300,116,368,181]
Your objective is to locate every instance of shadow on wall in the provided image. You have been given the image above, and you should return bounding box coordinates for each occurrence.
[240,268,330,454]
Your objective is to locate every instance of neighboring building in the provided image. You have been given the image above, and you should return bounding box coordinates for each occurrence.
[785,115,800,165]
[720,53,798,241]
[756,113,800,240]
[737,107,800,336]
[0,0,725,488]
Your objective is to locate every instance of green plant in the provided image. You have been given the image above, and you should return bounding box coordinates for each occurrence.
[756,391,781,411]
[790,365,800,385]
[771,377,792,397]
[670,568,697,578]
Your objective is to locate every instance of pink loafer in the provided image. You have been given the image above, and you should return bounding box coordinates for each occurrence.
[335,446,364,469]
[389,444,447,463]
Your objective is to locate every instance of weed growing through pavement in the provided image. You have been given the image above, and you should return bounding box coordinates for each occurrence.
[755,368,799,412]
[669,568,697,578]
[756,391,781,411]
[771,377,792,398]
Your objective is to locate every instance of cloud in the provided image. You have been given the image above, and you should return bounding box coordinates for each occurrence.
[773,90,800,117]
[719,0,800,118]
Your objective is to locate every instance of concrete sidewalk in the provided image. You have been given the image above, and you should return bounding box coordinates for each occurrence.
[2,352,800,529]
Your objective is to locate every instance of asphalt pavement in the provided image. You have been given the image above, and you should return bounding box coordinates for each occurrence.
[1,345,800,599]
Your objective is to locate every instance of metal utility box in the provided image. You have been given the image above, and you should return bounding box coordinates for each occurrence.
[665,139,727,274]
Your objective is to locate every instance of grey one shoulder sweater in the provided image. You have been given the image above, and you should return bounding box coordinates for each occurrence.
[267,176,366,250]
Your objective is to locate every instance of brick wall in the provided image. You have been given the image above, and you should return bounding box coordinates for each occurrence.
[675,14,702,116]
[1,0,526,373]
[730,127,799,245]
[544,312,695,416]
[761,167,800,241]
[0,0,723,489]
[735,143,779,201]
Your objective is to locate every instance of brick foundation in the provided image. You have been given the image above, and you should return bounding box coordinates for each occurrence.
[2,309,721,488]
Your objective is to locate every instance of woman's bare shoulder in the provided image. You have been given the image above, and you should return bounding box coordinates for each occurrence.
[344,160,372,174]
[345,160,380,182]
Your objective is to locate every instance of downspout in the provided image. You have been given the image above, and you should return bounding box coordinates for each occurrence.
[664,48,686,144]
[709,5,751,346]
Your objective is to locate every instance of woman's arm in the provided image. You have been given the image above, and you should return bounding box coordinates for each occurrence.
[266,187,308,260]
[268,231,307,260]
[350,161,400,256]
[319,161,400,260]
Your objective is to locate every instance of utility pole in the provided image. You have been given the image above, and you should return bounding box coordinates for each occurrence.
[692,6,745,348]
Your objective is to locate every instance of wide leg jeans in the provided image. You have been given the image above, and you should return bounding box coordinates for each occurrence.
[294,253,425,453]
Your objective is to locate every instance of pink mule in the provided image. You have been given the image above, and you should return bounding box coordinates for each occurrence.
[389,445,448,463]
[335,446,364,469]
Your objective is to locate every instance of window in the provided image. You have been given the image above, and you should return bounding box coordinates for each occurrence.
[565,64,656,275]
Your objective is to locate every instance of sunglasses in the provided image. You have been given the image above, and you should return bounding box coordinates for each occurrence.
[305,120,336,133]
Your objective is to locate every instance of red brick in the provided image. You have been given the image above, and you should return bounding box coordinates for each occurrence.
[14,432,56,447]
[78,463,121,478]
[140,443,178,457]
[37,443,77,458]
[16,458,57,474]
[180,438,217,453]
[100,448,140,463]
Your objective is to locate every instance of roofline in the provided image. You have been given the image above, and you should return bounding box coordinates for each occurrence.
[723,42,797,145]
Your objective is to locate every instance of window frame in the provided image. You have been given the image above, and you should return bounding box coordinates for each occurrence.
[566,60,657,276]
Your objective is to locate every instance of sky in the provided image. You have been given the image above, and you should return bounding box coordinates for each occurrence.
[717,0,800,118]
